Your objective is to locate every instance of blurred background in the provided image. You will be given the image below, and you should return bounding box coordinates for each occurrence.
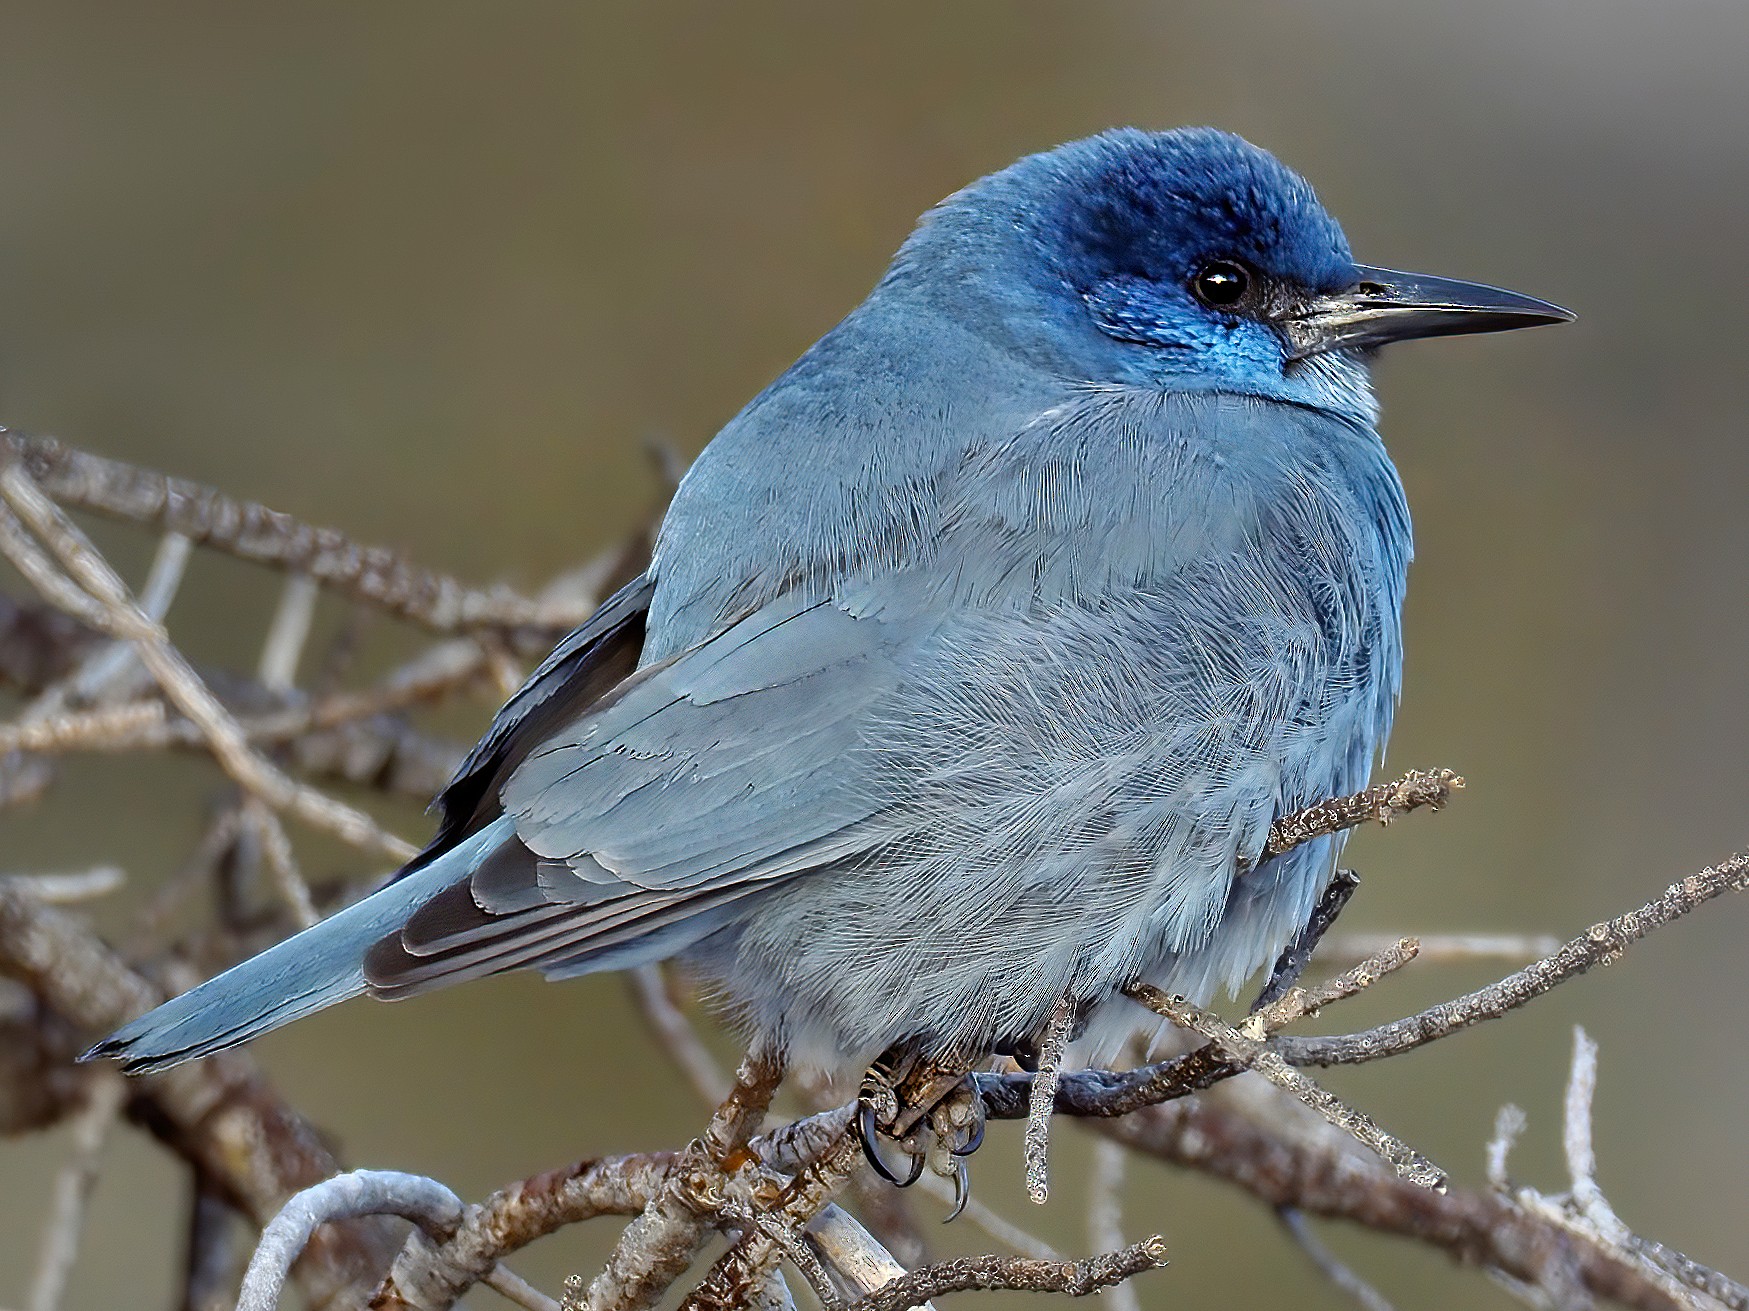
[1,1,1745,1307]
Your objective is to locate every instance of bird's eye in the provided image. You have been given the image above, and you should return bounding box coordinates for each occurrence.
[1190,260,1254,310]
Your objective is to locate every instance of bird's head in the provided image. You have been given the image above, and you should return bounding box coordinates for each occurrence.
[893,127,1571,421]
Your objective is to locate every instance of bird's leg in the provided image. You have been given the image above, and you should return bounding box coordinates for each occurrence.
[1251,867,1362,1012]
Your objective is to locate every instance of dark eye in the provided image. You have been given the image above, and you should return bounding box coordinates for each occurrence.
[1190,260,1253,310]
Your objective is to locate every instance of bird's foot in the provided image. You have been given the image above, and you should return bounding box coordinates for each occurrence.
[857,1045,986,1219]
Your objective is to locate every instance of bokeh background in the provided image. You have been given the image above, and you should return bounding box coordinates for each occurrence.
[1,2,1745,1307]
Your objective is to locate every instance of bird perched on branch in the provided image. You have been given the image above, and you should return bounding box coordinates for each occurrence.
[91,127,1568,1195]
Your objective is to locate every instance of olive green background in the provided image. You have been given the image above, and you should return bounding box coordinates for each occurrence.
[1,3,1745,1307]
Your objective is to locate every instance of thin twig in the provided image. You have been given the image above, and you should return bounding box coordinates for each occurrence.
[1265,769,1463,857]
[1125,985,1446,1191]
[26,1072,127,1311]
[845,1237,1167,1311]
[1086,1141,1140,1311]
[1,430,594,635]
[1024,997,1075,1204]
[257,573,319,691]
[912,1174,1063,1260]
[1321,933,1563,965]
[1245,937,1420,1037]
[574,1049,786,1311]
[0,867,126,904]
[1277,1208,1396,1311]
[1272,853,1749,1068]
[1485,1104,1527,1192]
[240,798,318,930]
[628,965,730,1106]
[0,464,414,861]
[65,530,192,702]
[1562,1027,1624,1242]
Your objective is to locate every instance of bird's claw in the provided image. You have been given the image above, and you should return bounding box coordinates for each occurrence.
[859,1047,986,1214]
[945,1158,970,1223]
[858,1100,926,1186]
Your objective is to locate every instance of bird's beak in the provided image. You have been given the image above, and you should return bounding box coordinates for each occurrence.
[1281,265,1574,360]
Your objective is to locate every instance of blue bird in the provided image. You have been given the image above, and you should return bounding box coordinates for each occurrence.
[90,128,1568,1184]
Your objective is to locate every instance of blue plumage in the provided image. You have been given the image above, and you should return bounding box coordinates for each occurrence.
[90,127,1568,1078]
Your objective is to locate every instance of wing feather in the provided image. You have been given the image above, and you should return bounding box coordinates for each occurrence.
[361,592,909,998]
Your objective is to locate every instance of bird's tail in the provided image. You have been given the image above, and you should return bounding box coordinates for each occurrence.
[84,817,514,1075]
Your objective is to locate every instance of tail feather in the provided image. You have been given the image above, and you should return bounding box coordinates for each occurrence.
[84,818,514,1074]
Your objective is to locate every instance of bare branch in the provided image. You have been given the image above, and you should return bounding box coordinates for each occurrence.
[0,867,126,904]
[804,1205,927,1308]
[1265,768,1463,857]
[575,1050,786,1311]
[257,573,319,691]
[1086,1141,1139,1311]
[1321,933,1563,965]
[1098,1093,1690,1310]
[0,463,415,862]
[1024,996,1075,1204]
[0,430,594,635]
[844,1238,1167,1311]
[1272,852,1749,1068]
[1486,1104,1527,1193]
[1277,1208,1396,1311]
[629,965,730,1106]
[238,1171,465,1311]
[0,882,404,1305]
[1126,984,1446,1191]
[1245,937,1420,1037]
[26,1072,127,1311]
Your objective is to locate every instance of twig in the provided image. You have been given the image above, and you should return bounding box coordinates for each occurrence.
[0,867,126,904]
[1252,869,1361,1011]
[629,965,730,1105]
[1097,1092,1691,1311]
[0,700,168,755]
[238,1171,466,1311]
[1321,933,1563,965]
[65,530,192,701]
[1024,997,1075,1204]
[370,1151,675,1310]
[0,882,404,1306]
[1086,1141,1139,1311]
[1125,984,1446,1191]
[26,1072,127,1311]
[0,464,414,862]
[240,798,318,930]
[1244,937,1420,1037]
[1276,1208,1396,1311]
[912,1174,1062,1260]
[1562,1027,1625,1243]
[1272,852,1749,1068]
[1264,769,1463,857]
[1,430,594,635]
[181,1180,239,1311]
[483,1265,562,1311]
[257,573,319,691]
[1486,1104,1527,1192]
[676,1117,863,1311]
[0,501,113,630]
[844,1237,1167,1311]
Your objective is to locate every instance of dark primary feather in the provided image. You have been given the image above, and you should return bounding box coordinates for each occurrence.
[418,573,654,856]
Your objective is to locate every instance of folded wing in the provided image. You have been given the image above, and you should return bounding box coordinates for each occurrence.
[363,592,907,996]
